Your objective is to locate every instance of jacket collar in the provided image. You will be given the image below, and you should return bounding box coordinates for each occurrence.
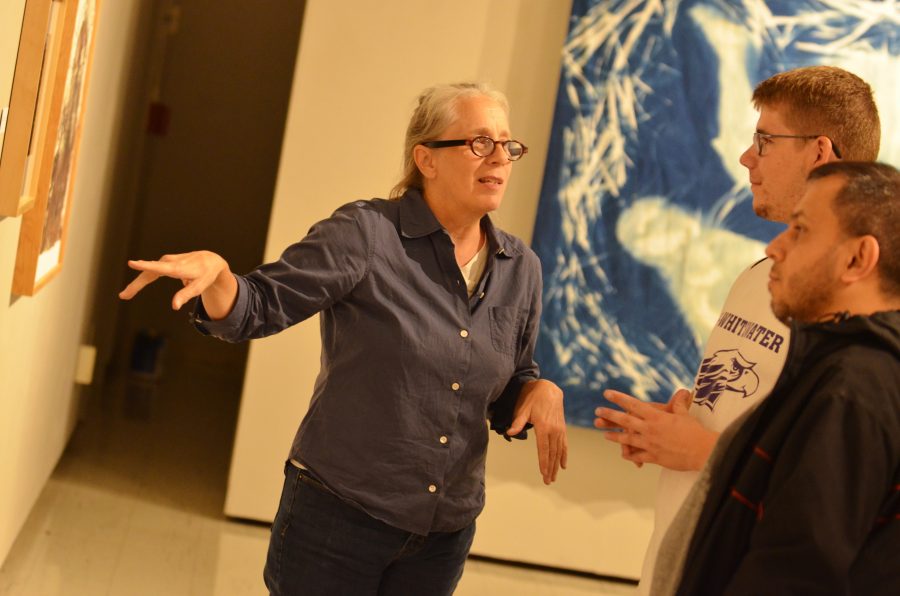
[795,309,900,360]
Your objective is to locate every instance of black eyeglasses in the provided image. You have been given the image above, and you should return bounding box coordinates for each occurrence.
[753,132,842,159]
[421,135,528,161]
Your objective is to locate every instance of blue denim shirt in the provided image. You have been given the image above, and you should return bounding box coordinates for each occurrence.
[195,189,541,534]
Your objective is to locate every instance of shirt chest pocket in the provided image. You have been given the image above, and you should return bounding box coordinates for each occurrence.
[489,306,525,356]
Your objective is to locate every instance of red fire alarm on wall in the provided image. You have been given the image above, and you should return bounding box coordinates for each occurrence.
[147,101,171,136]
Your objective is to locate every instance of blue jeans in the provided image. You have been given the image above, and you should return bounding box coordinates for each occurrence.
[263,462,476,595]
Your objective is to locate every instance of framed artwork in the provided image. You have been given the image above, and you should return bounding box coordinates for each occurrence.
[532,0,900,427]
[12,0,100,296]
[0,0,53,217]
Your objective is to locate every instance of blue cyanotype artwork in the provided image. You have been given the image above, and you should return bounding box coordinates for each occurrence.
[532,0,900,427]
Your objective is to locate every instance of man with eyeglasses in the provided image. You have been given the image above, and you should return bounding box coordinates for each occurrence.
[594,65,882,594]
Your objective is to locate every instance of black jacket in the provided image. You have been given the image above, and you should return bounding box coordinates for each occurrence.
[677,310,900,596]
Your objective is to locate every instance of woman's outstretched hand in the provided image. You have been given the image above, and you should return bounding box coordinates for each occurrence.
[118,251,238,319]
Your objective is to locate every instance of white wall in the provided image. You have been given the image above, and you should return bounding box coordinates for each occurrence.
[225,0,657,579]
[0,0,149,566]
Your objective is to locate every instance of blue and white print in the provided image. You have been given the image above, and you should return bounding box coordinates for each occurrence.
[532,0,900,427]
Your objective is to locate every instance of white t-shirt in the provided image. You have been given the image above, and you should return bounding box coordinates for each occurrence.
[460,238,489,297]
[638,258,790,594]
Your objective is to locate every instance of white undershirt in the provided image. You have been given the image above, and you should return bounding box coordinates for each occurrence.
[459,238,489,296]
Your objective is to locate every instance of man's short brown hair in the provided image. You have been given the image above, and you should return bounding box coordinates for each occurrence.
[753,66,880,161]
[809,161,900,296]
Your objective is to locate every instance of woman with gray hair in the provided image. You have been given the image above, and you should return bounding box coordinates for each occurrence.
[120,82,567,595]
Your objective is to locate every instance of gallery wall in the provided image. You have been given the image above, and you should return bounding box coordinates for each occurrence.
[224,0,658,579]
[0,0,150,566]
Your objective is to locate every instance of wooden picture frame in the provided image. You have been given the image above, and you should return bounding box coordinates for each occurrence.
[0,0,53,217]
[12,0,100,296]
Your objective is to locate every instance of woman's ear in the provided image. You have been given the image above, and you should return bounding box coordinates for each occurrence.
[414,145,437,180]
[841,235,880,284]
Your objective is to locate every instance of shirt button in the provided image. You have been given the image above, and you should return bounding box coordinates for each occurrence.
[428,484,437,493]
[439,436,448,444]
[451,382,460,391]
[459,329,469,338]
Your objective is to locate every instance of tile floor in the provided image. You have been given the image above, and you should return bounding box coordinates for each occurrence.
[0,359,637,595]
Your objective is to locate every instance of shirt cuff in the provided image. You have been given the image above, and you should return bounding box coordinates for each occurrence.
[190,275,248,341]
[488,375,536,441]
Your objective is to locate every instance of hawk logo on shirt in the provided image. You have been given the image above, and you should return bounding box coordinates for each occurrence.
[693,349,759,411]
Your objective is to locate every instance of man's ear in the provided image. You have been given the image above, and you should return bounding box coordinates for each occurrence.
[842,235,880,284]
[814,136,840,166]
[414,145,437,180]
